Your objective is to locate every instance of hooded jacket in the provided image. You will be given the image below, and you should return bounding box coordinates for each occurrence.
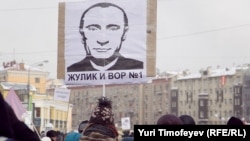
[0,92,40,141]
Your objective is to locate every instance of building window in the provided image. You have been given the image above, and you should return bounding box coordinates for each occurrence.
[200,100,204,107]
[224,110,228,117]
[235,98,240,105]
[171,101,176,107]
[36,88,40,94]
[229,99,232,104]
[210,110,213,116]
[35,77,40,83]
[200,111,204,118]
[35,107,41,117]
[203,89,207,93]
[172,92,176,97]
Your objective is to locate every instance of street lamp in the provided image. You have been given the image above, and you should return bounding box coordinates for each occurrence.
[27,60,49,111]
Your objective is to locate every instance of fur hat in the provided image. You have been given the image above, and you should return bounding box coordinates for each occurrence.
[78,120,89,133]
[80,96,118,141]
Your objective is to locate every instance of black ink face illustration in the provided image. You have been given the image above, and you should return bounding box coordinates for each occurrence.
[67,2,143,72]
[79,3,129,59]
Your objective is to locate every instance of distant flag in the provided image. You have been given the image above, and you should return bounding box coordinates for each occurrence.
[5,88,27,121]
[221,76,226,86]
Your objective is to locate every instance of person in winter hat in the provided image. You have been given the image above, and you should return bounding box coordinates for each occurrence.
[41,137,52,141]
[64,130,81,141]
[227,116,244,125]
[78,120,89,133]
[157,114,183,125]
[179,114,196,125]
[46,130,58,141]
[0,92,40,141]
[79,96,118,141]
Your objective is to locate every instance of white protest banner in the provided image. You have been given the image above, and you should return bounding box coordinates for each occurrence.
[62,0,148,85]
[54,88,71,102]
[121,117,131,130]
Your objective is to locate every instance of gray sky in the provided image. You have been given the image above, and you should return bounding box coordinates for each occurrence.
[0,0,250,79]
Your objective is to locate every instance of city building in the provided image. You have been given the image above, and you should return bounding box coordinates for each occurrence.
[0,60,69,132]
[1,59,250,131]
[170,65,250,124]
[65,78,169,130]
[67,64,250,128]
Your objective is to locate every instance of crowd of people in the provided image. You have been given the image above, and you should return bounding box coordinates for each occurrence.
[156,113,246,125]
[0,92,247,141]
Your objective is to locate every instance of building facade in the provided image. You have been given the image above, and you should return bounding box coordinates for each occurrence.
[2,60,250,131]
[0,61,69,132]
[66,78,169,130]
[67,65,250,128]
[170,65,250,124]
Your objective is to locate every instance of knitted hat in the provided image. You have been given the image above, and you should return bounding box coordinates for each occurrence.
[65,132,81,141]
[81,96,118,141]
[89,96,114,125]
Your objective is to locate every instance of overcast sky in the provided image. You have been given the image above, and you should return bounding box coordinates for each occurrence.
[0,0,250,79]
